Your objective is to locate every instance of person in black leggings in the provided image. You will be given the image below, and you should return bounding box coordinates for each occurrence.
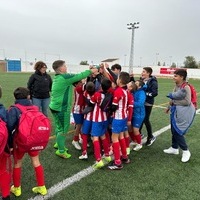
[139,67,158,146]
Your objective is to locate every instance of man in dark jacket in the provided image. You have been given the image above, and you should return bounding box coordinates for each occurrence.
[140,67,158,146]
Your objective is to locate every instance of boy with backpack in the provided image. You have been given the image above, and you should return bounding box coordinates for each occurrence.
[7,87,50,197]
[0,86,11,200]
[49,60,98,159]
[164,69,196,162]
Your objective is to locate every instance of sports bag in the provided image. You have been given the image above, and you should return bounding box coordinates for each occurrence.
[0,119,8,155]
[14,104,51,152]
[181,83,198,109]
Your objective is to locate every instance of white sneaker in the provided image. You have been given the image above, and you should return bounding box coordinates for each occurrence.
[79,154,88,160]
[133,144,143,151]
[181,150,191,163]
[163,147,179,155]
[72,140,81,150]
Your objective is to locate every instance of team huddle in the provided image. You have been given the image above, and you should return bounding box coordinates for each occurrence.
[0,60,196,200]
[49,61,158,171]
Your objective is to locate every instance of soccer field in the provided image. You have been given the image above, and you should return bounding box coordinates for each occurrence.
[0,73,200,200]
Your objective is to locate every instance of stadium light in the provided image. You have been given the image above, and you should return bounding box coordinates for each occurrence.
[127,22,140,74]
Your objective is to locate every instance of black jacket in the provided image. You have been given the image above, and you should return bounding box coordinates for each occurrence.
[144,76,158,105]
[27,71,52,99]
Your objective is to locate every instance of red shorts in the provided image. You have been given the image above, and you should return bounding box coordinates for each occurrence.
[14,149,39,160]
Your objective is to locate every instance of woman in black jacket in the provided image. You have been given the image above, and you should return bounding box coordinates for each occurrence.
[27,61,52,116]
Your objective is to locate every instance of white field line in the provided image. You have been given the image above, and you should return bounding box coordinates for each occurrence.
[153,105,167,109]
[28,166,95,200]
[28,124,171,200]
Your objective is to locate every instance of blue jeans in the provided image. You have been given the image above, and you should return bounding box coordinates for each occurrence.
[32,97,50,117]
[171,125,188,150]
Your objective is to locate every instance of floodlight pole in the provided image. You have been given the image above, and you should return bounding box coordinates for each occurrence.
[127,22,139,74]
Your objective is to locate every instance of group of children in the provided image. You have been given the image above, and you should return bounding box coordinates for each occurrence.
[49,61,155,170]
[1,59,194,199]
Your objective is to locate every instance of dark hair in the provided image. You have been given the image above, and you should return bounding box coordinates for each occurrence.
[52,60,65,71]
[14,87,30,99]
[111,64,122,72]
[135,79,144,88]
[119,72,130,85]
[101,78,112,92]
[86,82,95,95]
[143,67,153,76]
[0,86,2,98]
[34,61,47,71]
[174,69,187,80]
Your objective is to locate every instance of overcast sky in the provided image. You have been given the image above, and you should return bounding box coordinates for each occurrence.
[0,0,200,66]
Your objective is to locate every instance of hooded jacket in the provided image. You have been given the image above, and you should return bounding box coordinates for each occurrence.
[168,84,195,135]
[132,88,146,119]
[144,76,158,105]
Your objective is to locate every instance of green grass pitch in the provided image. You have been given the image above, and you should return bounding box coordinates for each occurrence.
[0,72,199,200]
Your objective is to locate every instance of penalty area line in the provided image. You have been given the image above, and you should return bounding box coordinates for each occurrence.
[28,124,171,200]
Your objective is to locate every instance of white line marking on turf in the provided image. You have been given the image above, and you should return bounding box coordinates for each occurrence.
[28,166,95,200]
[28,125,171,200]
[153,105,167,109]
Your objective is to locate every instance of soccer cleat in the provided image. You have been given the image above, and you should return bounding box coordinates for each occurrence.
[108,161,123,170]
[103,156,112,164]
[133,144,143,151]
[92,160,105,169]
[53,143,68,151]
[79,153,88,160]
[181,150,191,163]
[72,140,81,150]
[32,186,47,196]
[146,136,156,146]
[10,185,21,197]
[55,150,71,159]
[163,147,179,155]
[121,157,131,164]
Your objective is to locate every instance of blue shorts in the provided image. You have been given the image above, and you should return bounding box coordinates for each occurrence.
[131,117,144,128]
[73,113,84,124]
[81,120,92,135]
[112,118,127,134]
[91,121,108,137]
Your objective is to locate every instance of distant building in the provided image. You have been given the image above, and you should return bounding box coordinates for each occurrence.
[0,60,7,72]
[101,58,119,67]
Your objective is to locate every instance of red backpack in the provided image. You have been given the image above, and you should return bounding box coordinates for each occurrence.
[14,104,51,152]
[0,119,8,155]
[182,83,198,109]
